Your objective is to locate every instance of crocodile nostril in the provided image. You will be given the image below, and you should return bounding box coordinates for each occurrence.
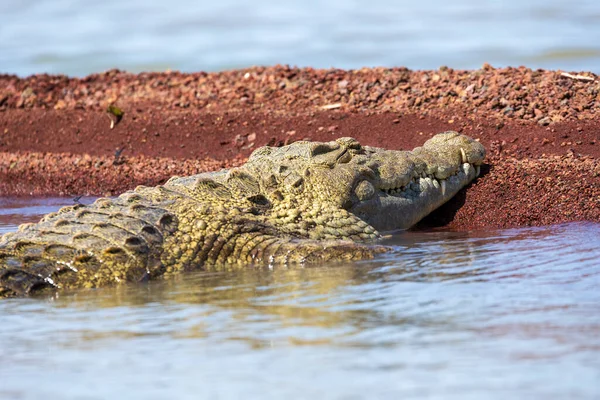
[354,180,375,201]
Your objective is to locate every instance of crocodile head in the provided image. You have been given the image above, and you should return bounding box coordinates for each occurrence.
[242,131,485,236]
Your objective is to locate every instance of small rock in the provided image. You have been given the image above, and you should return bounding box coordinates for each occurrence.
[321,103,341,110]
[537,117,552,126]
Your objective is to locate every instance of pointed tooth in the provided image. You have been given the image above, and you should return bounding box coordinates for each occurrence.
[476,165,481,177]
[441,180,446,196]
[432,179,440,189]
[461,163,472,175]
[423,177,433,189]
[460,148,467,164]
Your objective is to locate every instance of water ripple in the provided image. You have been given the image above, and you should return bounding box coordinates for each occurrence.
[1,201,599,399]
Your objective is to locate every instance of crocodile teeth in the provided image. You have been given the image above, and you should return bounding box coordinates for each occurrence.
[461,163,472,175]
[476,165,481,177]
[460,148,468,164]
[441,180,446,196]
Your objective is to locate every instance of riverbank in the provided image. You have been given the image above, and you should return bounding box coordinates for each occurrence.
[1,65,599,230]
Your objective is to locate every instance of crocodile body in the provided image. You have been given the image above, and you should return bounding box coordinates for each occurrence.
[0,132,485,297]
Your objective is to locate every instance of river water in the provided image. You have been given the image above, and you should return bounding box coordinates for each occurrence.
[0,197,599,399]
[1,0,600,76]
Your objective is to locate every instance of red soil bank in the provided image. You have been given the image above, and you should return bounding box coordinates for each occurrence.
[1,65,599,230]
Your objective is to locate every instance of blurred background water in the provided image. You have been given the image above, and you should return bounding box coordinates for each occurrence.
[1,198,600,399]
[1,0,600,76]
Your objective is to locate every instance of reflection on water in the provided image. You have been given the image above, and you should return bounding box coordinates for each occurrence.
[1,0,599,76]
[0,197,97,234]
[0,198,599,398]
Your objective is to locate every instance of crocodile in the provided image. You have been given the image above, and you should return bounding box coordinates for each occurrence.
[0,131,485,297]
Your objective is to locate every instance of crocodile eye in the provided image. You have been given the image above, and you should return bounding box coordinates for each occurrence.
[337,151,352,164]
[354,180,375,201]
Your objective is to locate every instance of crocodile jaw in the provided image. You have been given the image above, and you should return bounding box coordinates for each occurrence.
[350,162,478,231]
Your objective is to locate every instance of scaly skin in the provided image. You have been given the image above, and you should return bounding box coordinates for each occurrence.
[0,131,485,297]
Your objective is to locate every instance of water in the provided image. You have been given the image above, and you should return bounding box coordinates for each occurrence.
[0,197,599,399]
[1,0,600,76]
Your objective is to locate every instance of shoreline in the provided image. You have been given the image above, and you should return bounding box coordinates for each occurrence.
[1,65,599,230]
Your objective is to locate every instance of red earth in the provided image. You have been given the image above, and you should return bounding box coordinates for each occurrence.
[1,65,599,230]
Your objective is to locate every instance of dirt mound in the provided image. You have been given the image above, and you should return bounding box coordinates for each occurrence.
[1,65,599,230]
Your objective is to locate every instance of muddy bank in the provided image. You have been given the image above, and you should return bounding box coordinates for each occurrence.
[1,65,599,230]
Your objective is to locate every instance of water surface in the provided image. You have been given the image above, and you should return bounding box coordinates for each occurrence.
[0,197,599,399]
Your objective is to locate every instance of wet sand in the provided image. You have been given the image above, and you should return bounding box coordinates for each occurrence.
[1,65,599,230]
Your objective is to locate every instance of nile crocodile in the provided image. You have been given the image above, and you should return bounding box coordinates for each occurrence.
[0,131,485,297]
